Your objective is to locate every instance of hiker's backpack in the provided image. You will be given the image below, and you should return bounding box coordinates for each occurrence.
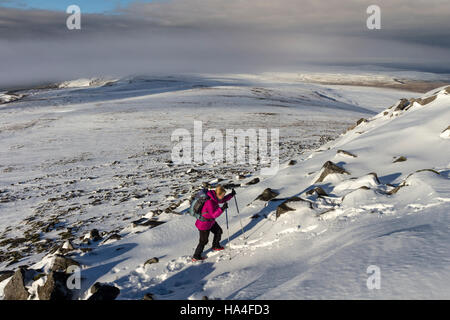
[189,188,215,222]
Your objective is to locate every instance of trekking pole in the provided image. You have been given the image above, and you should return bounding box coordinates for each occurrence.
[225,208,232,260]
[234,194,246,240]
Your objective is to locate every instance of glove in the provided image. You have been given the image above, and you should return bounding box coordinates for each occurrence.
[222,203,228,210]
[231,189,236,196]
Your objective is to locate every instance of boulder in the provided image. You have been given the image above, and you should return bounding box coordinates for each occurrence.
[144,257,159,266]
[255,188,279,201]
[132,218,166,228]
[315,161,350,183]
[143,293,154,300]
[412,95,437,106]
[394,99,411,111]
[88,282,120,300]
[51,254,80,272]
[287,160,297,166]
[103,233,121,243]
[393,156,407,163]
[305,187,328,197]
[276,197,313,218]
[345,118,367,132]
[84,229,102,242]
[3,268,30,300]
[246,177,260,185]
[37,271,72,300]
[222,183,240,189]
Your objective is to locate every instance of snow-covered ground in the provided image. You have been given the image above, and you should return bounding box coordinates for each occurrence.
[0,72,449,300]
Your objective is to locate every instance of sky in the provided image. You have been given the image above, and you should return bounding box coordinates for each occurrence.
[0,0,156,13]
[1,0,450,89]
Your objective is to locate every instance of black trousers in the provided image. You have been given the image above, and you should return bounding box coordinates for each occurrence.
[193,222,223,259]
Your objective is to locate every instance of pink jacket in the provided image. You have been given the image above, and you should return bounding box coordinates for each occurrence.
[195,190,234,231]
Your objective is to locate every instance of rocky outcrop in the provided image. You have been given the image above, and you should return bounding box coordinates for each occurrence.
[345,118,367,133]
[51,254,80,272]
[255,188,279,201]
[276,197,313,218]
[246,178,260,185]
[132,218,166,228]
[305,187,328,197]
[315,161,350,183]
[393,156,407,163]
[84,229,102,242]
[144,257,159,266]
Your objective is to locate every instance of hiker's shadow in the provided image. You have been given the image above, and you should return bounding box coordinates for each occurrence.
[150,262,216,299]
[215,199,285,248]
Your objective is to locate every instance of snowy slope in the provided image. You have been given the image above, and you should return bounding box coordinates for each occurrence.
[68,85,449,300]
[0,73,449,300]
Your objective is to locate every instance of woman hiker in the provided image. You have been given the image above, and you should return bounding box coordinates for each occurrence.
[192,185,236,261]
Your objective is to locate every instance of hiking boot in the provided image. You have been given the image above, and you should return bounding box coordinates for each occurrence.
[212,246,225,251]
[192,256,206,262]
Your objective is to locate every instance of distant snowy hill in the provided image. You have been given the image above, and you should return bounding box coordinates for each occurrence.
[0,73,448,300]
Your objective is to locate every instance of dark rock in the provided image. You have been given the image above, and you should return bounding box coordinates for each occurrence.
[255,188,279,201]
[337,150,357,158]
[368,172,381,184]
[104,233,121,242]
[222,183,241,189]
[305,187,328,197]
[85,229,102,242]
[412,95,437,106]
[345,118,367,132]
[144,257,159,266]
[37,271,72,300]
[88,282,120,300]
[287,160,297,166]
[132,218,166,228]
[394,99,411,111]
[51,254,80,272]
[250,214,260,219]
[315,161,350,183]
[0,270,14,282]
[246,177,260,185]
[393,156,407,163]
[3,268,30,300]
[143,293,154,300]
[276,197,313,218]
